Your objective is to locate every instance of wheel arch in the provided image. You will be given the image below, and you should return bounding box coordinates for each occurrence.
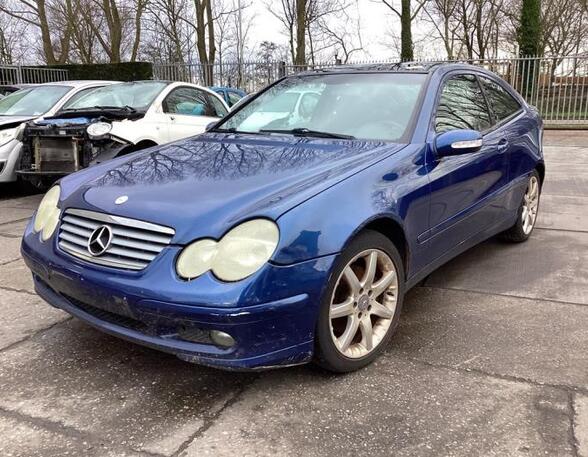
[535,161,545,186]
[118,139,158,156]
[353,215,410,277]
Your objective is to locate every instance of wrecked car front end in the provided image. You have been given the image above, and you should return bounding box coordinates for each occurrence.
[18,110,143,188]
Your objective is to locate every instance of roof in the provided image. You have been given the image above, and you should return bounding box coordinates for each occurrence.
[297,61,480,76]
[40,80,119,87]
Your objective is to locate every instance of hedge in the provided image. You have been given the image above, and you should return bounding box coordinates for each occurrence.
[43,62,153,82]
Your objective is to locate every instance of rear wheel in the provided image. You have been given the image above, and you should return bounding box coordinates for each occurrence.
[500,170,541,242]
[314,230,405,372]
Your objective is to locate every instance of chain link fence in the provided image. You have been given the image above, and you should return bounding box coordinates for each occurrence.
[154,56,588,128]
[0,64,69,85]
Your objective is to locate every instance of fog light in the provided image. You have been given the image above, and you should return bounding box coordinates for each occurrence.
[210,330,235,348]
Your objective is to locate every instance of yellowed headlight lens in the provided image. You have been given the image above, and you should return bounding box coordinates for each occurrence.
[176,219,279,282]
[33,186,60,240]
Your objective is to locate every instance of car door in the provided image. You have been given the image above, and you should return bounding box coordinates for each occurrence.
[162,87,228,142]
[478,75,529,187]
[425,73,509,261]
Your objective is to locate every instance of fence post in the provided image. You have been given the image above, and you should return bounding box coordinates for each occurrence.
[15,65,23,84]
[278,61,286,78]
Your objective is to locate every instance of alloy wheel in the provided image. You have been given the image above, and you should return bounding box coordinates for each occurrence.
[522,175,539,235]
[329,249,398,359]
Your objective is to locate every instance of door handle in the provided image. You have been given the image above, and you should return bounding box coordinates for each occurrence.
[497,138,508,153]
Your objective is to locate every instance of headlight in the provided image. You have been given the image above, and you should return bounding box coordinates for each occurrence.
[0,128,17,147]
[87,122,112,138]
[176,219,279,282]
[33,185,61,241]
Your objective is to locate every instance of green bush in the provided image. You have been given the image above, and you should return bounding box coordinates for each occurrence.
[41,62,153,82]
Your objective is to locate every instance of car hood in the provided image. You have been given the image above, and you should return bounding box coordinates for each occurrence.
[60,133,405,244]
[0,115,35,129]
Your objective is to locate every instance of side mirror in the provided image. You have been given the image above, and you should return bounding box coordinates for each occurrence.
[435,129,483,158]
[205,121,217,131]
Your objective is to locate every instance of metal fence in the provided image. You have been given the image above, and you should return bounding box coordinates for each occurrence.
[0,64,69,85]
[154,55,588,128]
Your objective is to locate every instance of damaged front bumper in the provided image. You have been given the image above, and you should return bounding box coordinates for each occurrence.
[21,220,334,370]
[17,118,130,183]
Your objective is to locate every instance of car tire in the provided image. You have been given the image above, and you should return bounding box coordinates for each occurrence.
[500,170,541,243]
[314,230,405,373]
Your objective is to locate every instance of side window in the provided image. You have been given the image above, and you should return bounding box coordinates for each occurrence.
[206,92,228,117]
[227,91,243,107]
[163,87,225,117]
[61,86,102,109]
[480,76,521,123]
[435,75,492,133]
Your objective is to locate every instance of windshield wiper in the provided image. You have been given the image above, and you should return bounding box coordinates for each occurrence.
[209,127,262,135]
[259,128,355,139]
[62,105,137,113]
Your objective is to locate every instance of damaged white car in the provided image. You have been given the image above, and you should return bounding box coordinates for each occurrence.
[0,81,115,184]
[17,80,229,188]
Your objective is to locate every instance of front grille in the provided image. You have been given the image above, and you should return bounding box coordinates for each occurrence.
[58,208,175,270]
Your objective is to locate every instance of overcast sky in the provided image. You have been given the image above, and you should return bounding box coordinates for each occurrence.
[247,1,440,62]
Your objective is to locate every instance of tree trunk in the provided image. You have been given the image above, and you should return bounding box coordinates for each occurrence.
[294,0,306,66]
[400,0,413,61]
[37,0,58,64]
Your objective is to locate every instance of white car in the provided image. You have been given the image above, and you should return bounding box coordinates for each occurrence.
[0,80,116,184]
[237,90,319,131]
[17,80,229,188]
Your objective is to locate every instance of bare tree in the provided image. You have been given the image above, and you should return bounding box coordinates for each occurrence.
[0,7,31,64]
[0,0,72,64]
[422,0,462,59]
[269,0,350,65]
[378,0,428,61]
[142,0,195,64]
[78,0,146,63]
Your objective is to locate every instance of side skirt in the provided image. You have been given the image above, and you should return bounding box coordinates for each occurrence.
[405,215,516,290]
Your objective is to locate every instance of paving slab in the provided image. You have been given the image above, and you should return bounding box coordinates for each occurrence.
[425,229,588,305]
[0,319,256,456]
[389,287,588,389]
[0,207,33,224]
[544,130,588,147]
[537,194,588,232]
[0,220,27,237]
[0,259,34,293]
[0,236,22,265]
[0,194,42,209]
[0,413,86,457]
[543,145,588,164]
[183,357,573,457]
[0,289,67,350]
[541,163,588,197]
[577,395,588,457]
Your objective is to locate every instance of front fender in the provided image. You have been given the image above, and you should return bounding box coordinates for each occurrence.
[273,144,430,273]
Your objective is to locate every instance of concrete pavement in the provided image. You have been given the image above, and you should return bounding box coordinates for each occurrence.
[0,131,586,456]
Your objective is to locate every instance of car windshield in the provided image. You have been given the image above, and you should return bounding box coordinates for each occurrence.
[0,85,71,116]
[216,73,427,141]
[65,81,168,111]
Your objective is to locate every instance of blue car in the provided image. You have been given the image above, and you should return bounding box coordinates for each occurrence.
[21,63,544,372]
[210,86,247,107]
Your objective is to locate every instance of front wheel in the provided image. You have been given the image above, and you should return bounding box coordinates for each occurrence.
[314,230,405,372]
[500,170,541,242]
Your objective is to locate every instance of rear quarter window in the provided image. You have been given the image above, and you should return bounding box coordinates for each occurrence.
[480,76,522,123]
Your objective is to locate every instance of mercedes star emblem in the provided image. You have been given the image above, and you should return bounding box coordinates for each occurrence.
[87,225,113,257]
